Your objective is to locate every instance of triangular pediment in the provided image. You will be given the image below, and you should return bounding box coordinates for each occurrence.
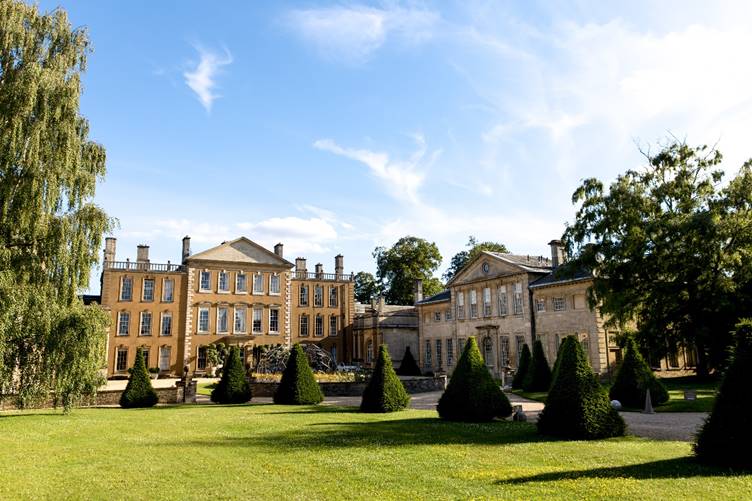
[186,237,293,268]
[448,251,551,286]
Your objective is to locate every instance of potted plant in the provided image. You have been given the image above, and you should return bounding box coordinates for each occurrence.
[148,367,160,380]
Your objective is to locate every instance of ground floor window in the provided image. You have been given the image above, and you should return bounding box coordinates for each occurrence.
[329,315,338,336]
[668,349,680,369]
[581,335,590,364]
[515,335,525,366]
[116,348,128,372]
[447,339,454,366]
[253,308,263,333]
[436,339,442,367]
[424,340,432,368]
[367,340,374,364]
[159,346,171,371]
[197,346,207,371]
[141,348,150,367]
[315,315,324,337]
[483,337,493,365]
[685,346,697,367]
[299,315,309,337]
[499,336,510,368]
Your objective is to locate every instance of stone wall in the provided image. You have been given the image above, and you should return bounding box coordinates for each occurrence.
[251,375,446,397]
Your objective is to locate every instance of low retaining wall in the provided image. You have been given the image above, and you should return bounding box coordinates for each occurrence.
[251,375,447,398]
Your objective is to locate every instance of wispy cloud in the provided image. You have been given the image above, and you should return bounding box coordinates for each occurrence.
[286,4,439,63]
[183,45,233,112]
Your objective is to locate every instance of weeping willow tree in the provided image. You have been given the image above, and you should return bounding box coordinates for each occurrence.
[0,1,113,411]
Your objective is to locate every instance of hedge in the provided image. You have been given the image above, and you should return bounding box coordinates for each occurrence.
[361,345,410,412]
[120,347,158,408]
[274,343,324,405]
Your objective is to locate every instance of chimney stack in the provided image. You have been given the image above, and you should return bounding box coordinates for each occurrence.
[104,237,117,264]
[334,254,344,276]
[274,243,284,258]
[548,239,566,268]
[315,263,323,278]
[414,278,423,304]
[182,236,191,264]
[295,257,307,276]
[136,244,150,263]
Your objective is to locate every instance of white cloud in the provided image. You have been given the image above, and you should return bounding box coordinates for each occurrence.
[183,45,233,112]
[286,4,439,62]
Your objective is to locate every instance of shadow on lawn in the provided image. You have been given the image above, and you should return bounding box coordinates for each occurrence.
[495,457,749,484]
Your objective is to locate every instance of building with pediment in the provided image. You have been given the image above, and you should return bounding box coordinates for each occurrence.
[97,236,354,377]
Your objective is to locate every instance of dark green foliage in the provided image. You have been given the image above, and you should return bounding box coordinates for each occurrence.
[361,345,410,413]
[694,319,752,467]
[609,336,668,408]
[396,346,421,376]
[523,340,552,392]
[119,348,158,408]
[512,343,531,389]
[211,346,252,404]
[274,344,323,405]
[437,337,512,422]
[538,336,625,439]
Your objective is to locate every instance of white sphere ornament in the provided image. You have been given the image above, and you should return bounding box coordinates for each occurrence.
[610,400,622,410]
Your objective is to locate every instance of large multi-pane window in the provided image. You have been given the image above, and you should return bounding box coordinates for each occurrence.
[329,286,338,307]
[535,298,546,312]
[329,315,338,336]
[497,286,508,316]
[197,346,207,370]
[445,308,453,321]
[434,311,441,322]
[581,335,590,364]
[367,340,374,364]
[269,274,280,295]
[457,292,465,319]
[142,279,155,302]
[199,271,211,291]
[469,290,478,318]
[234,306,246,333]
[236,272,247,293]
[299,315,309,337]
[115,348,128,372]
[552,297,566,311]
[447,339,454,366]
[198,307,210,333]
[120,277,133,301]
[315,315,324,337]
[159,346,171,371]
[299,284,309,306]
[218,271,229,292]
[141,348,149,367]
[269,308,279,333]
[163,278,174,302]
[499,336,510,367]
[252,308,263,333]
[436,339,442,367]
[513,283,524,315]
[314,285,323,307]
[161,312,172,336]
[483,287,492,317]
[217,307,229,333]
[253,273,264,294]
[117,312,130,336]
[515,335,525,364]
[139,312,152,336]
[424,340,432,368]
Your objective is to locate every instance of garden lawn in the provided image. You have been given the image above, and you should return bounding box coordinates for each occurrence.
[1,405,749,500]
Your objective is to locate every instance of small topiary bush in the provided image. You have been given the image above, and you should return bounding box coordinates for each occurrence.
[523,339,552,392]
[396,346,422,376]
[609,336,668,408]
[694,319,752,468]
[120,347,158,408]
[512,343,531,389]
[274,343,324,405]
[361,345,410,413]
[537,335,625,439]
[211,346,252,404]
[437,337,512,422]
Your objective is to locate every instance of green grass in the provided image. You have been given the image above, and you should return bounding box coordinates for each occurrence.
[197,381,217,396]
[512,389,548,402]
[0,404,749,500]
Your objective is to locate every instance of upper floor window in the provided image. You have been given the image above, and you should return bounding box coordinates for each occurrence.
[329,287,338,307]
[497,286,508,316]
[162,278,174,302]
[513,282,524,315]
[535,298,546,312]
[234,306,246,333]
[218,271,229,292]
[314,285,323,307]
[269,274,280,295]
[553,297,566,311]
[445,308,453,321]
[483,287,492,317]
[269,308,279,333]
[117,312,130,336]
[139,312,152,336]
[299,284,309,306]
[120,277,133,301]
[199,271,211,291]
[253,273,264,294]
[457,292,465,320]
[315,315,324,337]
[161,312,172,336]
[217,306,229,333]
[142,279,155,302]
[329,315,338,336]
[299,315,309,337]
[252,307,263,333]
[236,272,247,293]
[198,307,210,333]
[433,311,441,322]
[469,290,478,318]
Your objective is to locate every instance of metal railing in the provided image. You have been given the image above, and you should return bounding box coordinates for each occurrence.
[292,271,354,282]
[104,260,185,273]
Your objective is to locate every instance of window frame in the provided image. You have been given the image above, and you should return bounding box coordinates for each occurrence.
[469,290,478,318]
[299,314,309,337]
[328,286,338,307]
[329,315,338,336]
[142,278,155,302]
[199,271,211,292]
[160,311,172,336]
[552,297,566,312]
[197,306,210,333]
[269,273,280,295]
[115,347,128,372]
[159,346,171,371]
[233,305,246,334]
[120,276,133,301]
[314,285,323,307]
[252,307,263,334]
[236,272,247,293]
[139,311,152,336]
[299,284,309,306]
[162,278,174,302]
[268,307,279,334]
[252,273,264,295]
[117,311,130,336]
[314,314,324,337]
[218,271,230,293]
[482,287,492,317]
[216,306,229,334]
[497,286,508,316]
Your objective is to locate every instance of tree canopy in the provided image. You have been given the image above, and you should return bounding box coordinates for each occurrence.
[0,2,113,409]
[443,236,509,282]
[374,236,443,304]
[354,271,380,303]
[563,140,752,375]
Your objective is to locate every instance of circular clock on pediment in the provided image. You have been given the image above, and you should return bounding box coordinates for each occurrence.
[482,262,490,274]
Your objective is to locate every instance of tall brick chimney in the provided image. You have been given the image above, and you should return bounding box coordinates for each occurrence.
[549,239,566,268]
[295,257,307,274]
[414,278,423,304]
[182,236,191,264]
[315,263,323,278]
[136,245,150,263]
[274,243,284,258]
[334,254,344,276]
[104,237,117,264]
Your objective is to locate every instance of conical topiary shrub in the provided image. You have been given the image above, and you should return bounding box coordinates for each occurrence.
[274,344,324,405]
[120,347,158,408]
[396,346,422,376]
[694,319,752,467]
[437,337,512,421]
[512,343,531,389]
[523,339,552,392]
[537,335,625,439]
[211,346,252,404]
[361,345,410,413]
[609,336,668,408]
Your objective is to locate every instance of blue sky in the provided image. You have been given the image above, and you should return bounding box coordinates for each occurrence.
[35,1,752,290]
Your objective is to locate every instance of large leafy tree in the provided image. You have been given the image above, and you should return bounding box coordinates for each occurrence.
[564,140,752,376]
[353,271,380,303]
[0,2,113,410]
[443,236,509,282]
[374,236,443,304]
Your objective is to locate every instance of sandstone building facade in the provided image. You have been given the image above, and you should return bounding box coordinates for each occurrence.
[98,236,354,377]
